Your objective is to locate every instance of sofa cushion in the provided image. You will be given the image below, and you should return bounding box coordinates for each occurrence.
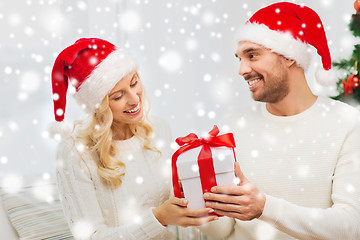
[0,174,73,240]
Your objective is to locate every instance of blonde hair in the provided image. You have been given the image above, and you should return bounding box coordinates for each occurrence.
[74,91,158,188]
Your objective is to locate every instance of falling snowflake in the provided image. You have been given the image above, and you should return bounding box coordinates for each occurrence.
[197,109,205,117]
[191,164,199,172]
[1,156,8,164]
[158,50,182,72]
[118,10,141,32]
[32,181,54,201]
[185,38,198,51]
[1,174,23,194]
[153,89,162,97]
[72,220,93,240]
[237,117,247,128]
[127,154,134,161]
[251,150,259,158]
[135,176,143,184]
[156,139,165,149]
[77,1,87,11]
[203,74,212,82]
[207,111,216,119]
[4,66,12,74]
[233,177,240,185]
[210,52,221,62]
[202,11,215,25]
[19,71,41,92]
[8,121,19,131]
[297,165,310,177]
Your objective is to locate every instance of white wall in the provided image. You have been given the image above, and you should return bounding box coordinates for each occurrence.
[0,0,356,176]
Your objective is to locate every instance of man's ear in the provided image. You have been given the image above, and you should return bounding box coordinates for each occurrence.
[283,57,296,68]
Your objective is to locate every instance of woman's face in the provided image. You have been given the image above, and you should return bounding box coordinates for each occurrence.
[108,72,144,127]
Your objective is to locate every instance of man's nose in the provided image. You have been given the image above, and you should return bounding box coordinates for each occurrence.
[238,61,251,77]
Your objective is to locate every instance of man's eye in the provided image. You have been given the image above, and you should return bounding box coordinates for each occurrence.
[249,54,256,59]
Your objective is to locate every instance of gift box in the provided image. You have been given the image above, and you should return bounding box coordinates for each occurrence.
[172,125,237,210]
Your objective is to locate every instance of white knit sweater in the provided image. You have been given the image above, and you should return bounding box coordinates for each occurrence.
[56,117,175,240]
[199,96,360,240]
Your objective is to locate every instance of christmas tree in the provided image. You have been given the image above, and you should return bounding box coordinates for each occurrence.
[332,0,360,106]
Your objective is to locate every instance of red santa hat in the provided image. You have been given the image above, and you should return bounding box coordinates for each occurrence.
[235,2,336,86]
[51,38,138,122]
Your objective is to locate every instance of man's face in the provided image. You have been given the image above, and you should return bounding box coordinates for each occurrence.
[235,41,290,103]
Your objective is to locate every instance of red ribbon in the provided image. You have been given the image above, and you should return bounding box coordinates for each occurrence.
[172,125,236,198]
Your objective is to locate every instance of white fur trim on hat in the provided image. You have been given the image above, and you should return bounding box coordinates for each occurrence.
[235,23,312,71]
[47,121,72,142]
[73,49,139,113]
[315,66,338,87]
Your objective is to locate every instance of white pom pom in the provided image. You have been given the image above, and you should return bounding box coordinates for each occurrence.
[47,121,72,142]
[315,66,338,87]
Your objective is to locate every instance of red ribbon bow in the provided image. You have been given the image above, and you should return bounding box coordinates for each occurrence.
[172,125,236,198]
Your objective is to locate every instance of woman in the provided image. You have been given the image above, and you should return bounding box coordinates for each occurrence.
[50,38,217,240]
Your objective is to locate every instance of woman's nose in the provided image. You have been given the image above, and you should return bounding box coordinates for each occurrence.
[127,90,139,105]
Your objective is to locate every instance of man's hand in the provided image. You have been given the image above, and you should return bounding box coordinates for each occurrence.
[203,162,266,221]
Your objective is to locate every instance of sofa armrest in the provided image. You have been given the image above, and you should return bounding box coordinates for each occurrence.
[0,197,19,240]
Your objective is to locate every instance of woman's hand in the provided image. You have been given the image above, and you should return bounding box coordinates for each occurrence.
[152,197,218,227]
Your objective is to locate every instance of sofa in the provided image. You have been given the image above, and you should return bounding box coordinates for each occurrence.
[0,173,212,240]
[0,196,19,240]
[0,173,73,240]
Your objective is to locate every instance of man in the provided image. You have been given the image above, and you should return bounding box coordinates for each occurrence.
[199,2,360,239]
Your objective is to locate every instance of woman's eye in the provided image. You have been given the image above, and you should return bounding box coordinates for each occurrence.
[113,95,123,101]
[130,81,138,87]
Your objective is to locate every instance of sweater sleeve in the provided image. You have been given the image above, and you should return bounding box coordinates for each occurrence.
[56,141,170,240]
[197,216,235,239]
[258,121,360,239]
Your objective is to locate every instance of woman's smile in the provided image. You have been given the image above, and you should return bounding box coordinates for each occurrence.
[123,103,141,115]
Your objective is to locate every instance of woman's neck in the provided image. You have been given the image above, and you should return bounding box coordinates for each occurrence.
[112,123,133,140]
